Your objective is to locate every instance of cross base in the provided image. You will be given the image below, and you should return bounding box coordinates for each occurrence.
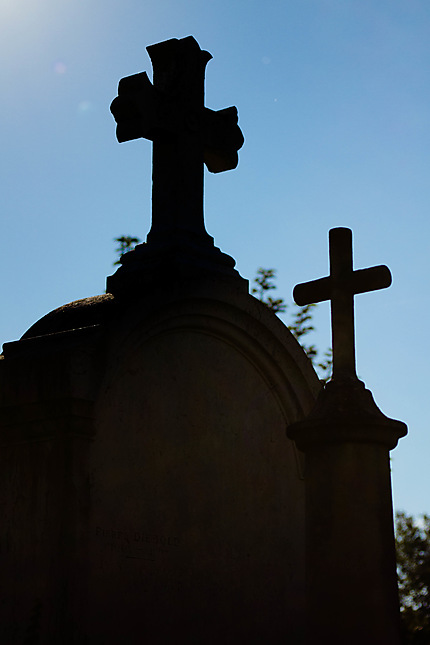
[106,234,247,298]
[288,377,407,451]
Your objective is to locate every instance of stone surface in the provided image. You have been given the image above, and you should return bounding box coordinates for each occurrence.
[0,325,101,644]
[21,294,116,339]
[288,379,406,644]
[0,280,320,643]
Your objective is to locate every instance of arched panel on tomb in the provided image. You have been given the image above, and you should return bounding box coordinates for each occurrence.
[85,294,320,643]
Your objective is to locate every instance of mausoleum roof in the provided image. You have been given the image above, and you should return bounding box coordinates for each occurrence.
[21,293,116,340]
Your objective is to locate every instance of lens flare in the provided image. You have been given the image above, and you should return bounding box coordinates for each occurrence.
[54,62,67,74]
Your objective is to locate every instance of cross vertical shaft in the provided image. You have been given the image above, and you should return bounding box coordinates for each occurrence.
[147,38,211,246]
[329,228,356,380]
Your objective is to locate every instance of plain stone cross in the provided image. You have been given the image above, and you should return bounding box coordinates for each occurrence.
[293,227,392,381]
[110,36,244,247]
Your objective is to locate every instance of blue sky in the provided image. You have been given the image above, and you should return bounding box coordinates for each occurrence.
[1,0,429,516]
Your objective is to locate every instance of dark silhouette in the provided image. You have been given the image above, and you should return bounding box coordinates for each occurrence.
[108,36,245,296]
[294,227,391,381]
[288,227,407,644]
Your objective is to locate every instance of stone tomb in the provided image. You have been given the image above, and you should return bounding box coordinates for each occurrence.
[0,35,321,642]
[0,281,319,643]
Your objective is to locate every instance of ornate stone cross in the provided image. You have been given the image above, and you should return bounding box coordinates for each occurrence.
[293,227,392,381]
[110,36,244,248]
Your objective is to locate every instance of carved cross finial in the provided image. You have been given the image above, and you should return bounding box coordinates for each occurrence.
[110,36,244,248]
[293,227,392,381]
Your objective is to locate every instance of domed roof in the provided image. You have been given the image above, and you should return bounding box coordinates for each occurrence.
[21,293,117,340]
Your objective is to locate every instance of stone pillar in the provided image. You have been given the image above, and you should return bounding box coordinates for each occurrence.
[287,377,407,645]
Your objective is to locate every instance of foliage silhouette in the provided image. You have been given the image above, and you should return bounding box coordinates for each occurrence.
[113,236,141,265]
[251,268,332,379]
[396,512,430,644]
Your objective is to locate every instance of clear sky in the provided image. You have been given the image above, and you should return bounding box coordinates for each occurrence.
[1,0,429,516]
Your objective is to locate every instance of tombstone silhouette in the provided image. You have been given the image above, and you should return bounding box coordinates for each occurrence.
[0,36,320,643]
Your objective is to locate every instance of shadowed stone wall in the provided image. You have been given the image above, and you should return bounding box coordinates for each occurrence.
[0,279,320,644]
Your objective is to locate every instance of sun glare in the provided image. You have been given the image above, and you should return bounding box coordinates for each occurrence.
[0,0,15,18]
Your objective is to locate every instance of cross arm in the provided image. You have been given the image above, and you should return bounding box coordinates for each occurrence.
[352,265,392,295]
[203,106,244,173]
[294,276,331,306]
[110,75,244,171]
[294,265,392,306]
[110,72,160,143]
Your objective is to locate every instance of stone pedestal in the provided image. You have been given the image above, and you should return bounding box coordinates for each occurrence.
[287,378,407,645]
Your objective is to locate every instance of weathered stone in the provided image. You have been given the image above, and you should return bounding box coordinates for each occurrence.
[0,279,320,643]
